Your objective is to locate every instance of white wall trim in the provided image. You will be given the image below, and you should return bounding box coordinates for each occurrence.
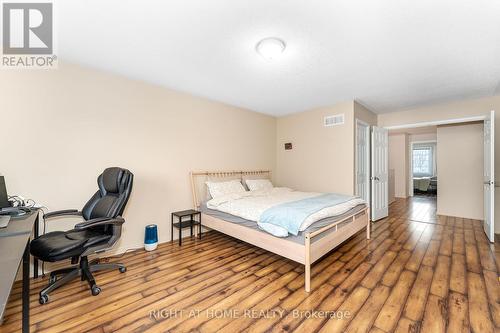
[384,115,486,130]
[356,118,370,127]
[411,140,438,144]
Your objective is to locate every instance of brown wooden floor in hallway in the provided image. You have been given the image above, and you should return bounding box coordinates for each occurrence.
[0,197,499,333]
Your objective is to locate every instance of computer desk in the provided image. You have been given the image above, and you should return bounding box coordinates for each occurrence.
[0,211,40,333]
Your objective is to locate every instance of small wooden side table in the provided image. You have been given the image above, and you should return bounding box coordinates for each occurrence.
[171,209,201,246]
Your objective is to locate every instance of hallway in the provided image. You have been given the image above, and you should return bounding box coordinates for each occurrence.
[406,195,437,224]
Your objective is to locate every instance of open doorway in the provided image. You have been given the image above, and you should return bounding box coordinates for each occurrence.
[384,113,495,242]
[356,112,495,242]
[387,126,437,201]
[388,126,437,222]
[411,141,438,198]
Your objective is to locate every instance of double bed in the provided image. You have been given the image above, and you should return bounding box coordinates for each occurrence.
[190,170,371,292]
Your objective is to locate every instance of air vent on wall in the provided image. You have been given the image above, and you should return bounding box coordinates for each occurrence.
[324,114,345,127]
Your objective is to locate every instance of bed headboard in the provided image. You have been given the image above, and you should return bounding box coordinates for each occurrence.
[190,170,272,209]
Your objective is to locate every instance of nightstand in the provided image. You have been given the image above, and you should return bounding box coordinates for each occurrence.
[171,209,201,245]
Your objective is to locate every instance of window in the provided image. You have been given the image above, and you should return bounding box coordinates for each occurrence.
[413,144,435,177]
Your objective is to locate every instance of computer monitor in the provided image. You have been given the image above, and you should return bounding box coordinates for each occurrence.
[0,176,10,209]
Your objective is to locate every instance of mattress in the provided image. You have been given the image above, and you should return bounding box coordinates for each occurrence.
[200,202,367,245]
[205,187,365,233]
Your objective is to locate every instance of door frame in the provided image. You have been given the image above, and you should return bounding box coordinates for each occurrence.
[371,126,389,221]
[355,119,370,206]
[386,115,487,199]
[484,110,495,242]
[383,113,494,239]
[384,115,487,130]
[408,140,437,197]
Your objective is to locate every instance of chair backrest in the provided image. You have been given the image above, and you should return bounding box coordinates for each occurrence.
[82,167,134,221]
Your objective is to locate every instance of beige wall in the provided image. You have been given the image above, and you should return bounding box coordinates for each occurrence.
[276,102,356,194]
[275,101,377,195]
[354,101,378,125]
[0,62,276,253]
[389,134,409,198]
[378,95,500,232]
[378,95,500,127]
[410,133,437,142]
[388,169,396,204]
[437,123,484,220]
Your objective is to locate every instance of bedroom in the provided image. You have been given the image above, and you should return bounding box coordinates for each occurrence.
[0,1,499,333]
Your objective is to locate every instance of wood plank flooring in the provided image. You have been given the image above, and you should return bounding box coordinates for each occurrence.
[0,196,498,333]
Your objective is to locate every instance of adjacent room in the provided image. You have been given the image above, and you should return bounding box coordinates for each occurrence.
[388,126,438,222]
[410,129,438,198]
[387,122,486,227]
[0,1,499,333]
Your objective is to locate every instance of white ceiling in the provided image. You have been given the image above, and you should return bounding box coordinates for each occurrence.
[58,0,500,116]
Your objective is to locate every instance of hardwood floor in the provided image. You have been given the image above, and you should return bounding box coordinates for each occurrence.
[1,197,499,332]
[403,195,437,224]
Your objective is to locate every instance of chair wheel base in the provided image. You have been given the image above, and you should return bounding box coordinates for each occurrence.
[91,286,101,296]
[39,294,49,304]
[119,266,126,273]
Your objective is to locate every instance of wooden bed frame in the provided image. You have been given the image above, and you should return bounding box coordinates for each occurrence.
[190,170,371,292]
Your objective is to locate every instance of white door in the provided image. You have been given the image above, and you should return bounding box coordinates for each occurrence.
[356,120,370,204]
[371,126,389,221]
[483,110,495,242]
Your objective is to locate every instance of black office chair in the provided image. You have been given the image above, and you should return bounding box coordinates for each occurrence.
[30,167,133,304]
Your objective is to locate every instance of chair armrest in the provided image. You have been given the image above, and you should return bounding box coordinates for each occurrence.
[43,209,82,219]
[74,217,125,230]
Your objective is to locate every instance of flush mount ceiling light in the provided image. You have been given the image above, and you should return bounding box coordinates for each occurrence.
[255,37,286,61]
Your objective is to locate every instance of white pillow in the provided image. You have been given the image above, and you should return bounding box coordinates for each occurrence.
[205,180,246,199]
[245,179,274,192]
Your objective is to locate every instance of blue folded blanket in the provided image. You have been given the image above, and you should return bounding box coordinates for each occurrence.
[259,193,355,236]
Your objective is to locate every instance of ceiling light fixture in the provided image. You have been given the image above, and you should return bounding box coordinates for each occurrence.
[256,37,286,61]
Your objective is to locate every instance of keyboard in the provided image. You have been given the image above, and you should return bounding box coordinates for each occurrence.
[0,215,10,228]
